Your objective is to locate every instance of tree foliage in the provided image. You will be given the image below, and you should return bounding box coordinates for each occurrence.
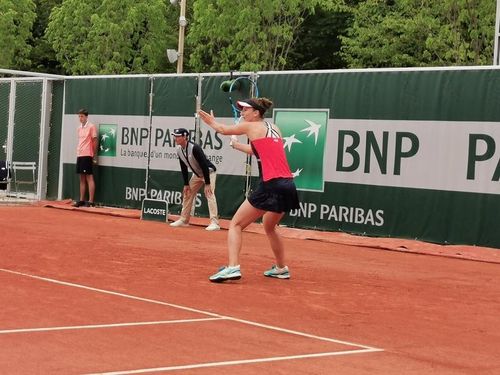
[187,0,338,72]
[0,0,36,69]
[29,0,63,74]
[287,5,353,70]
[46,0,171,74]
[340,0,496,68]
[4,0,499,74]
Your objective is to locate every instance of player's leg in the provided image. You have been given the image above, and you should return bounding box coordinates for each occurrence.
[205,172,219,229]
[86,174,95,204]
[227,199,264,266]
[79,174,87,202]
[179,175,200,221]
[262,211,286,267]
[209,200,264,282]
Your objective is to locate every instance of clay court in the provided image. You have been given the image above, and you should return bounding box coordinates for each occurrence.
[1,203,499,374]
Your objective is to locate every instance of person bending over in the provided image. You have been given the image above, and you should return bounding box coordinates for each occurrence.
[170,128,220,231]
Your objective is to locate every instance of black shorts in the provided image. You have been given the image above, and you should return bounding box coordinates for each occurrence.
[76,156,93,174]
[248,177,300,213]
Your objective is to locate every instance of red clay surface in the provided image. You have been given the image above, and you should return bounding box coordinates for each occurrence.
[1,203,499,374]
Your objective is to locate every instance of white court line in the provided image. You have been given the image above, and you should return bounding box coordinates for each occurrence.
[0,317,225,334]
[0,268,223,318]
[85,348,383,375]
[0,268,383,352]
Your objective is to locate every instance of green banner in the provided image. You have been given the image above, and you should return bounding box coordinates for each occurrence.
[57,69,500,249]
[98,124,118,157]
[274,109,329,192]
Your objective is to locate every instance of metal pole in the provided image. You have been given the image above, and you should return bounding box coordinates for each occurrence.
[145,77,155,197]
[177,0,187,74]
[38,78,53,200]
[5,80,16,196]
[494,0,500,65]
[0,68,65,79]
[194,75,203,145]
[244,74,259,197]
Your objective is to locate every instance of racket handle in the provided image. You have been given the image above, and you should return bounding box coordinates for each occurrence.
[230,135,238,147]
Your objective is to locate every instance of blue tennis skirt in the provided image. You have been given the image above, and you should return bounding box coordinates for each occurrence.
[248,177,300,213]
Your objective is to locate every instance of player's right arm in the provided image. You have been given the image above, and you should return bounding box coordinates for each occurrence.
[198,110,249,136]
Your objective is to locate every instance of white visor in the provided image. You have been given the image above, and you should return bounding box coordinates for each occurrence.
[236,101,253,109]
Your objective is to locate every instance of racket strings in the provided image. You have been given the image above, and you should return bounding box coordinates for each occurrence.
[227,77,259,124]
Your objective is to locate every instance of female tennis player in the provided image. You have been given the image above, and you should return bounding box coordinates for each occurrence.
[198,97,300,282]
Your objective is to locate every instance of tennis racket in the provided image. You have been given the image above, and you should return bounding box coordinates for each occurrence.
[221,75,259,197]
[221,76,260,124]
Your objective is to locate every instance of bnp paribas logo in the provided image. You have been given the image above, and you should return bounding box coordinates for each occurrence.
[98,124,117,157]
[273,109,329,192]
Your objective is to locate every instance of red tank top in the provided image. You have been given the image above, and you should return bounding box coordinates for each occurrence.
[250,122,293,182]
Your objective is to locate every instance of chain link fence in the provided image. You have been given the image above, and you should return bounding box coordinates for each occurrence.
[0,74,61,200]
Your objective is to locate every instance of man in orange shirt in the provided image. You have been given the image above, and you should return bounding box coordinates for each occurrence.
[74,109,98,207]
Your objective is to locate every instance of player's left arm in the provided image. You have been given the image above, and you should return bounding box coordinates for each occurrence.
[230,137,253,155]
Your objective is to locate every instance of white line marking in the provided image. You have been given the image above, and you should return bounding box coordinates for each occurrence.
[0,318,225,334]
[0,268,223,318]
[0,268,383,352]
[85,348,384,374]
[222,317,375,349]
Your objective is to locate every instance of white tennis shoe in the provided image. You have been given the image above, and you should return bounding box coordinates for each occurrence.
[205,222,220,231]
[263,265,290,279]
[209,265,241,282]
[170,219,189,227]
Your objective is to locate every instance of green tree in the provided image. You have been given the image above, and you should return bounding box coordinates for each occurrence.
[187,0,337,72]
[340,0,495,68]
[46,0,171,74]
[426,0,495,65]
[29,0,63,74]
[0,0,36,69]
[287,5,353,70]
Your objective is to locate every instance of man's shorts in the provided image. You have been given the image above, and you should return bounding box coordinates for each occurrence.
[76,156,93,174]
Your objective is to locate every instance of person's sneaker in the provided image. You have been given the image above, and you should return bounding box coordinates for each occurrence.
[170,219,189,227]
[85,201,95,207]
[205,222,220,231]
[209,265,241,282]
[73,200,85,207]
[263,265,290,279]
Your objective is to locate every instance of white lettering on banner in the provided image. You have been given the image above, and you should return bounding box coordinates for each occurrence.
[125,187,202,207]
[125,187,147,201]
[289,202,384,226]
[319,205,384,226]
[290,202,318,217]
[144,208,166,215]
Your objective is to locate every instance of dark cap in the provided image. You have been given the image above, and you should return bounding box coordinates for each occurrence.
[172,128,189,137]
[236,99,267,113]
